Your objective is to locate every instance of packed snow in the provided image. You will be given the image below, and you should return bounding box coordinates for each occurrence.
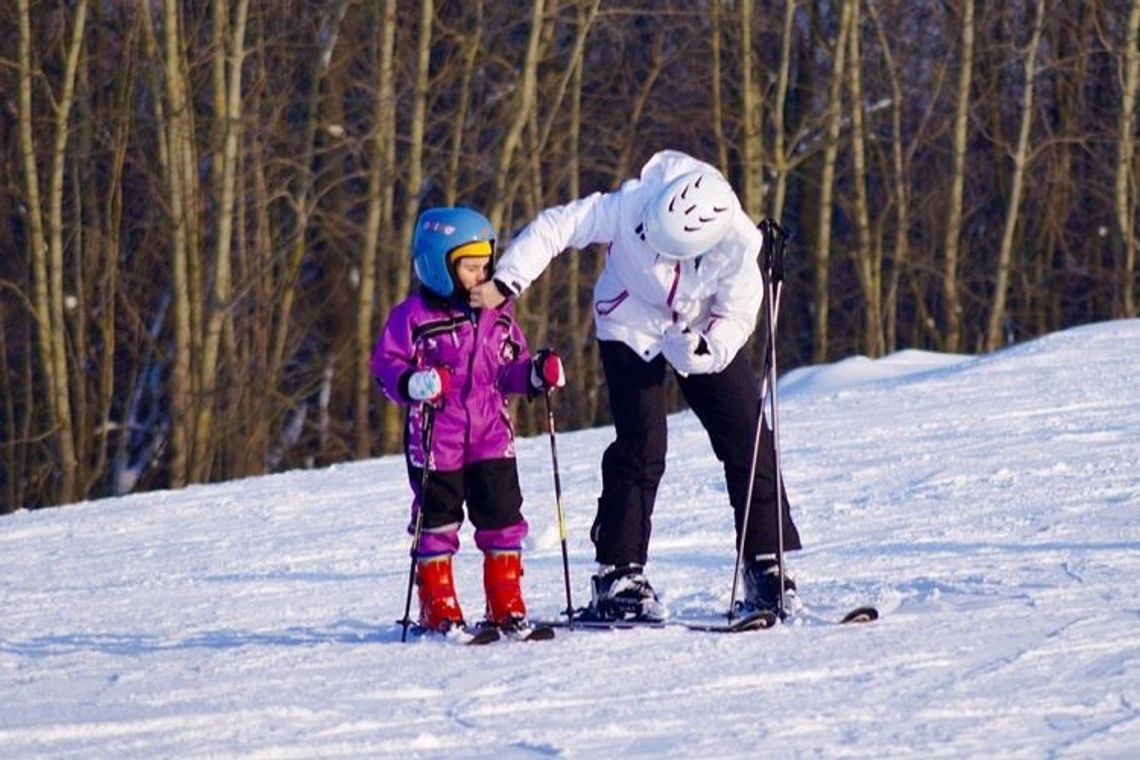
[3,319,1139,758]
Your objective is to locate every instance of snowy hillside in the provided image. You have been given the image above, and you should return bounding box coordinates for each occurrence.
[3,319,1139,758]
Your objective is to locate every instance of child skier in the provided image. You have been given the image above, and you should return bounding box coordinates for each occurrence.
[371,206,565,634]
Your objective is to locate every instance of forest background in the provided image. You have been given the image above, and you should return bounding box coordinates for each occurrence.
[3,0,1139,512]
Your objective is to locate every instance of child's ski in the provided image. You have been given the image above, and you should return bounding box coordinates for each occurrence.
[465,626,504,645]
[500,623,556,642]
[403,623,501,645]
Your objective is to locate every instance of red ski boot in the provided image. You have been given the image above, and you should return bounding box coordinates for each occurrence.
[483,549,527,627]
[416,555,464,632]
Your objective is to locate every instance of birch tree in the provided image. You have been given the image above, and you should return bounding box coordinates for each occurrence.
[356,0,398,458]
[488,0,545,232]
[812,0,854,363]
[845,2,882,357]
[16,0,89,504]
[867,0,913,353]
[739,0,764,220]
[941,0,974,353]
[769,0,799,223]
[1116,0,1140,318]
[193,0,251,481]
[984,0,1045,351]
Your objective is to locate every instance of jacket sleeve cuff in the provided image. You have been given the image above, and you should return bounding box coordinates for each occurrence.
[493,278,517,299]
[397,370,415,402]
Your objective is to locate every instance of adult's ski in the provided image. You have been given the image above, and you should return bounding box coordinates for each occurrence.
[792,605,879,627]
[536,605,877,633]
[838,606,878,624]
[677,610,778,632]
[536,608,777,634]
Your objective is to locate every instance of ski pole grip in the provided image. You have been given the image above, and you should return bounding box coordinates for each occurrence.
[759,219,789,285]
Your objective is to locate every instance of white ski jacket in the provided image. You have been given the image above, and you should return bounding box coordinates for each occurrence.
[493,150,766,372]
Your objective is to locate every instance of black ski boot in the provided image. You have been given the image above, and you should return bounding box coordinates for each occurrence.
[741,558,800,615]
[585,564,666,622]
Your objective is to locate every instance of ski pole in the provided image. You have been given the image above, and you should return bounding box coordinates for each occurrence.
[544,388,575,627]
[727,282,782,620]
[400,402,437,642]
[766,227,793,624]
[728,220,788,621]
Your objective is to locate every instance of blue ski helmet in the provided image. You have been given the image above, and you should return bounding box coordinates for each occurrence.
[412,207,496,299]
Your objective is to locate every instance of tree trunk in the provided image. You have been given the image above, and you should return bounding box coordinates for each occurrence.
[17,0,88,505]
[1116,0,1140,317]
[984,0,1044,351]
[846,2,882,357]
[193,0,250,481]
[812,0,854,363]
[395,0,434,289]
[739,0,764,220]
[867,0,911,354]
[710,0,728,175]
[942,0,975,353]
[488,0,545,232]
[357,0,398,459]
[445,1,484,206]
[140,0,200,488]
[770,0,798,223]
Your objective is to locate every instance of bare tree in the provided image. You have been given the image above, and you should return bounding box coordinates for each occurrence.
[193,0,251,481]
[812,0,854,363]
[16,0,89,504]
[488,0,546,232]
[769,0,800,223]
[845,1,883,357]
[356,0,398,459]
[941,0,975,353]
[710,0,729,174]
[739,0,764,219]
[984,0,1045,352]
[1116,0,1140,318]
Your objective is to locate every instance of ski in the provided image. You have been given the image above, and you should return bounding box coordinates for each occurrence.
[838,605,878,624]
[402,619,556,644]
[540,617,666,632]
[491,621,557,642]
[535,608,776,634]
[785,605,880,627]
[537,605,876,633]
[503,624,557,642]
[678,610,778,632]
[403,623,502,645]
[465,626,504,645]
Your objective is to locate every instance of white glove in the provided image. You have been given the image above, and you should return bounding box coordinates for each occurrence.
[661,325,715,376]
[406,367,450,401]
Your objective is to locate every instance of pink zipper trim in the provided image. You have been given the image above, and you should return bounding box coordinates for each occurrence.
[595,290,629,315]
[666,262,681,307]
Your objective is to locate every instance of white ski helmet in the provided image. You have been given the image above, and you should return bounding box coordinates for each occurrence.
[643,170,736,259]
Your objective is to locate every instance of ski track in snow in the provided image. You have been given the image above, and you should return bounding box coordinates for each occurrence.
[2,319,1140,757]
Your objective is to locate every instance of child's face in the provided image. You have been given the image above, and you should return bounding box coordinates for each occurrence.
[454,256,491,290]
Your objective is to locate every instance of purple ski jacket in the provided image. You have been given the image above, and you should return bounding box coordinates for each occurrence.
[371,290,534,472]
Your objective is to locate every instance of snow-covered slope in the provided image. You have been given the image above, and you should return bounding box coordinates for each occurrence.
[3,320,1139,758]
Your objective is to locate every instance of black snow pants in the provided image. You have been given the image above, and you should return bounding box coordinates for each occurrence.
[591,340,802,567]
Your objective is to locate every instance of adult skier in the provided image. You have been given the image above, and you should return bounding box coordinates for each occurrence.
[469,150,801,622]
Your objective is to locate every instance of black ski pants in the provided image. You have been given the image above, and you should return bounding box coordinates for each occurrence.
[591,340,802,567]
